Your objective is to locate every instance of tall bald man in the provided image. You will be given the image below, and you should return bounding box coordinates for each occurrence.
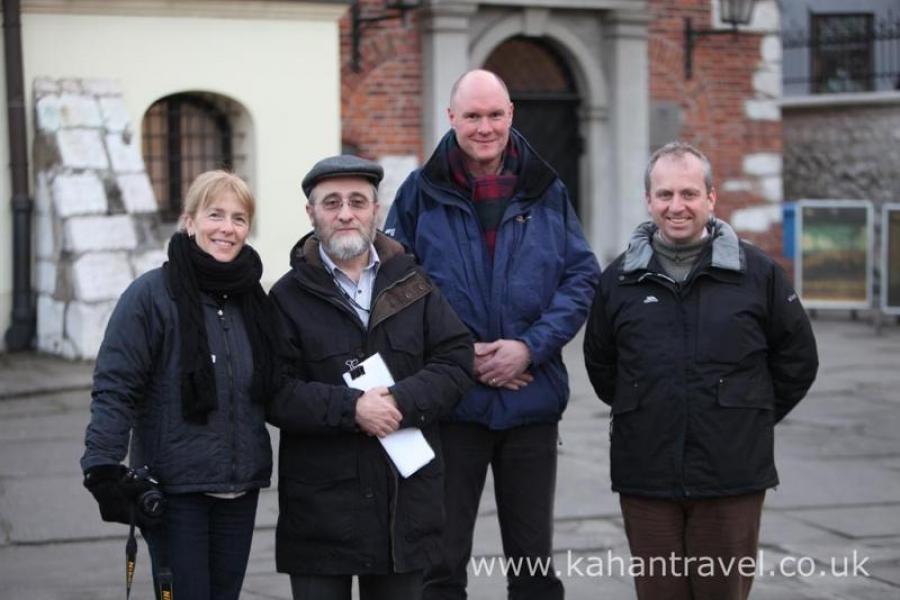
[386,70,600,599]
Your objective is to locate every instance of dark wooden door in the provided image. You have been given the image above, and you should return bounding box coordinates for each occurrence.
[484,37,582,214]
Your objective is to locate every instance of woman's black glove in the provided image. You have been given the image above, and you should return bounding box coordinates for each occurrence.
[83,464,164,528]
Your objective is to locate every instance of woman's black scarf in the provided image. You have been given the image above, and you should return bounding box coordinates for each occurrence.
[164,231,273,423]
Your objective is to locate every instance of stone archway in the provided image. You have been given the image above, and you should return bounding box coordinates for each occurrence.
[420,3,649,261]
[484,36,582,214]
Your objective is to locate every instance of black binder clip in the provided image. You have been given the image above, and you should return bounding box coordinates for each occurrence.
[346,358,365,380]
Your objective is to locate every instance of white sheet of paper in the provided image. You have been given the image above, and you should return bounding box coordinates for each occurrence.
[343,352,435,478]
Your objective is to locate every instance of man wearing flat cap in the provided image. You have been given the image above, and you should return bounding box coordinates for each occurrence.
[267,154,474,600]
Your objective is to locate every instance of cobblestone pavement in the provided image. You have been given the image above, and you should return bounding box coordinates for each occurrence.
[1,317,898,599]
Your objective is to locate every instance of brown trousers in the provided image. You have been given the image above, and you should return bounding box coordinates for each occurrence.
[619,492,766,600]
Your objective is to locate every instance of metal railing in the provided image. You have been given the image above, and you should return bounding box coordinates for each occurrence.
[782,13,900,96]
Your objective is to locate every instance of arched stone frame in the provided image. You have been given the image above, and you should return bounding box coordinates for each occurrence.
[469,10,613,259]
[138,89,256,224]
[419,2,648,262]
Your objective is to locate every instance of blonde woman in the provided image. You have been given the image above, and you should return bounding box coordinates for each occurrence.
[81,171,273,600]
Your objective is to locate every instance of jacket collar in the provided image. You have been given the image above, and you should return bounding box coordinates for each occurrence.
[421,128,558,201]
[620,218,744,275]
[286,230,427,329]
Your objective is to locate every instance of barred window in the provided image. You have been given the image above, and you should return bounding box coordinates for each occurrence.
[811,14,874,94]
[142,93,246,219]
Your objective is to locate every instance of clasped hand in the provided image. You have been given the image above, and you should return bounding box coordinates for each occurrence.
[474,339,533,390]
[355,386,402,437]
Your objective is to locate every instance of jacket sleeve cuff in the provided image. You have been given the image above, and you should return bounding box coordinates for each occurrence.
[332,387,363,432]
[516,335,544,367]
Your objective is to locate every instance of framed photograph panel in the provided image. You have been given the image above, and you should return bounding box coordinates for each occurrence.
[795,200,873,309]
[882,204,900,315]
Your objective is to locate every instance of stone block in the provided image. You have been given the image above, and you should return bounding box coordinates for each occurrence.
[99,97,132,132]
[730,204,781,233]
[58,93,103,128]
[81,78,122,96]
[35,95,62,133]
[377,154,419,225]
[64,215,138,253]
[33,77,60,95]
[71,253,133,302]
[760,175,783,203]
[721,179,754,193]
[117,173,158,213]
[35,211,58,260]
[760,34,781,63]
[35,260,58,295]
[745,99,780,121]
[105,132,144,173]
[34,172,52,216]
[131,249,166,277]
[36,294,65,354]
[59,79,82,94]
[743,153,782,177]
[753,69,781,98]
[65,301,117,359]
[51,172,107,217]
[56,129,109,170]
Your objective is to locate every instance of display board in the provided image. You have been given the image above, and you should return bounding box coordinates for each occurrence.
[882,204,900,315]
[795,200,873,309]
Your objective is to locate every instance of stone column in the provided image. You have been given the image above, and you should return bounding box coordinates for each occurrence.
[420,0,477,153]
[604,11,651,259]
[579,104,614,263]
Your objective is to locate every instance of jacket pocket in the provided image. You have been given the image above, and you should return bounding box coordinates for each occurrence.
[384,325,425,378]
[716,368,775,410]
[280,474,358,545]
[302,335,355,383]
[401,462,444,543]
[386,326,424,357]
[612,379,642,415]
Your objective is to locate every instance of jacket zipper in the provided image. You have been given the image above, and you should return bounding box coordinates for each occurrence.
[302,267,415,566]
[636,271,691,497]
[389,468,400,568]
[217,300,238,487]
[366,275,411,567]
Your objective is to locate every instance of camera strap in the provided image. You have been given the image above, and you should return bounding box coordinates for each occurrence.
[124,506,174,600]
[125,506,137,600]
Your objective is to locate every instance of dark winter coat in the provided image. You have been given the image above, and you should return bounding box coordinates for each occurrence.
[267,232,474,575]
[584,219,819,499]
[385,129,600,430]
[81,268,272,494]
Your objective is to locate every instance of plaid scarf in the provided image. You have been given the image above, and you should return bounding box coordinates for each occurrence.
[447,136,520,259]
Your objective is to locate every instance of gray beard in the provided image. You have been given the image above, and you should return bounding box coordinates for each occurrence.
[319,227,375,262]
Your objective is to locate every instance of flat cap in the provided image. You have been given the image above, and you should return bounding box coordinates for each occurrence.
[301,154,384,199]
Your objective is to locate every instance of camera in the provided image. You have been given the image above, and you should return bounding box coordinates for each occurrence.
[125,466,166,520]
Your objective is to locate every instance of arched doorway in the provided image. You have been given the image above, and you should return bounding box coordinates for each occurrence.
[484,36,582,213]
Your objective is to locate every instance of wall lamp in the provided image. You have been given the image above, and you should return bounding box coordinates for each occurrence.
[684,0,757,79]
[350,0,420,72]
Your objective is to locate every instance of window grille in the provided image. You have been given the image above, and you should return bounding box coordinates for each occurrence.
[142,94,244,219]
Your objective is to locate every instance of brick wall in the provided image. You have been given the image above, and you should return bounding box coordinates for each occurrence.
[649,0,784,260]
[339,0,785,260]
[340,0,423,160]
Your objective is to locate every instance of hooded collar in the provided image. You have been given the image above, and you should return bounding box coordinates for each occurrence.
[421,128,558,201]
[621,218,744,275]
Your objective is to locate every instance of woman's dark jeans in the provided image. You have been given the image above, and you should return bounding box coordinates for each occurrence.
[142,489,260,600]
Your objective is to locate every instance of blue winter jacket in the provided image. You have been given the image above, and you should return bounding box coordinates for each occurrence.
[385,129,600,429]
